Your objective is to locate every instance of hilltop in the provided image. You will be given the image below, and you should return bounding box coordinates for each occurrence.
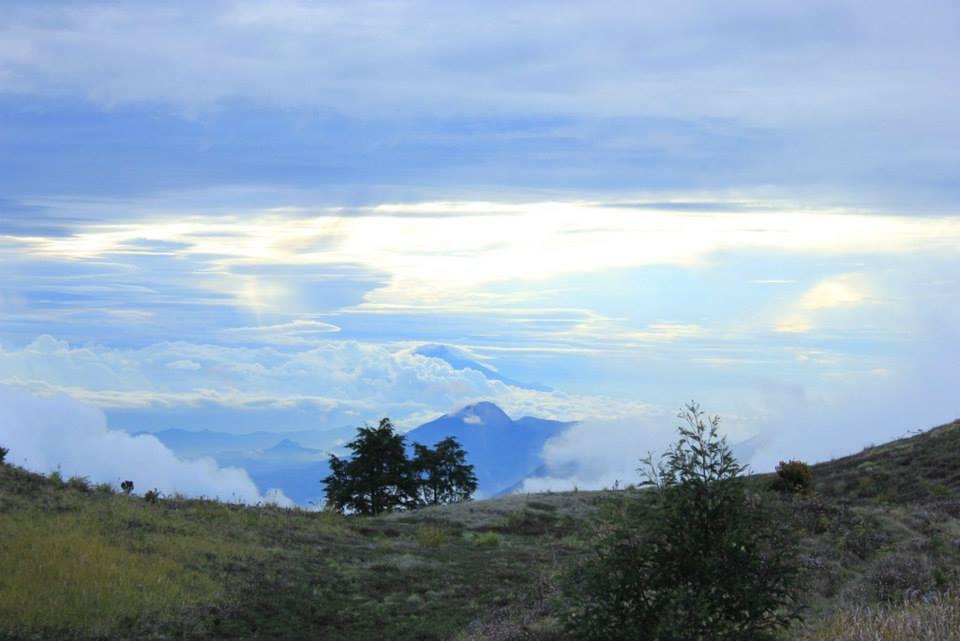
[2,418,960,640]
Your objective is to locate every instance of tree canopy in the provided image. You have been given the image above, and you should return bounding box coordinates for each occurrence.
[323,418,476,515]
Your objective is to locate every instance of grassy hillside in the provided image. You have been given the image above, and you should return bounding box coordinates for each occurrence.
[1,419,959,640]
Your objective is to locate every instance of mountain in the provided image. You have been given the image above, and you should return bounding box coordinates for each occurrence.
[139,402,574,504]
[142,426,355,459]
[413,344,552,392]
[404,401,575,496]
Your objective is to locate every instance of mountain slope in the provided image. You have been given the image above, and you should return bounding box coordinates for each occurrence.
[404,401,575,496]
[809,418,960,502]
[3,415,960,640]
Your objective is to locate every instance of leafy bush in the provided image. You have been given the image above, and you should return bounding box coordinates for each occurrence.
[67,475,91,493]
[773,460,815,494]
[95,482,114,494]
[144,489,162,504]
[0,446,8,464]
[120,480,134,495]
[561,403,802,641]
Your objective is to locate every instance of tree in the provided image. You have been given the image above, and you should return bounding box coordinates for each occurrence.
[322,418,418,515]
[411,436,477,506]
[562,403,801,641]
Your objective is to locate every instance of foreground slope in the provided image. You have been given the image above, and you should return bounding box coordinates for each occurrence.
[1,417,959,640]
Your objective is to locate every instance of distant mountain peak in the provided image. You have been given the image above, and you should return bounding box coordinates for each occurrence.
[264,439,317,456]
[413,343,552,392]
[452,401,511,425]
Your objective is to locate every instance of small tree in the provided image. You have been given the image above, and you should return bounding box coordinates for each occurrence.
[412,436,477,506]
[562,403,801,641]
[0,446,8,464]
[323,418,417,515]
[771,460,814,494]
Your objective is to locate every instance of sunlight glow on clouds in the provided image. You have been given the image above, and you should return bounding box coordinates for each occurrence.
[16,201,960,320]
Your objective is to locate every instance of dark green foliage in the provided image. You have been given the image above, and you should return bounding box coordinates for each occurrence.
[0,446,8,464]
[772,460,814,494]
[323,418,418,515]
[324,420,478,515]
[411,436,477,506]
[562,402,802,641]
[120,480,134,495]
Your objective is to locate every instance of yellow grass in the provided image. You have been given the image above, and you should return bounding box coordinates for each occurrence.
[0,511,221,636]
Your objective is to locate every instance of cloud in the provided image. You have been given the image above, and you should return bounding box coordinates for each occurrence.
[1,1,956,130]
[775,273,873,334]
[518,406,760,493]
[222,319,341,345]
[167,359,201,370]
[0,384,292,505]
[0,335,653,434]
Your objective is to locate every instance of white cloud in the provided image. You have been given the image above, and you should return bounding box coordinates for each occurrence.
[516,407,756,493]
[0,384,292,505]
[167,359,201,370]
[17,203,960,318]
[0,335,653,431]
[775,273,874,334]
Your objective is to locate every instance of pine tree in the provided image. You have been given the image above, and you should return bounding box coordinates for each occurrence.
[322,418,417,515]
[411,436,477,506]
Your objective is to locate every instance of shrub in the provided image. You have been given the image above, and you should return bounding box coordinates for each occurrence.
[144,489,162,504]
[94,482,114,495]
[67,476,92,493]
[48,469,65,488]
[561,403,802,641]
[474,532,501,548]
[120,480,134,495]
[772,460,814,494]
[0,446,8,464]
[415,524,449,548]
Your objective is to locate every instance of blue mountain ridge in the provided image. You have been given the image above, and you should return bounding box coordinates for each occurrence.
[146,401,575,505]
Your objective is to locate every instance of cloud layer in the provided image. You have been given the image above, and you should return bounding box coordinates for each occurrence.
[0,384,291,505]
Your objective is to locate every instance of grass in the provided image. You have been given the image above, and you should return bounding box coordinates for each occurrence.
[799,593,960,641]
[0,512,220,637]
[2,418,960,640]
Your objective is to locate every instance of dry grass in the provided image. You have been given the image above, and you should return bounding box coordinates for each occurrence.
[800,594,960,641]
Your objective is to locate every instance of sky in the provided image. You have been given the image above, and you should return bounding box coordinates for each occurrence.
[1,1,958,497]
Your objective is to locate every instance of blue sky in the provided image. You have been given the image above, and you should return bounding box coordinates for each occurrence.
[1,1,959,494]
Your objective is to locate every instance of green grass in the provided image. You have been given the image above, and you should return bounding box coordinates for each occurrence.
[0,512,220,637]
[2,418,960,640]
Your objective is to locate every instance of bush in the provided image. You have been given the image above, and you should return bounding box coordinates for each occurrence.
[561,403,802,641]
[120,480,134,495]
[773,460,814,494]
[66,476,92,493]
[94,482,114,495]
[415,525,450,548]
[0,446,8,464]
[473,532,501,548]
[143,489,162,504]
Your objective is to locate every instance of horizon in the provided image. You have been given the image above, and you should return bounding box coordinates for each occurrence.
[1,1,958,504]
